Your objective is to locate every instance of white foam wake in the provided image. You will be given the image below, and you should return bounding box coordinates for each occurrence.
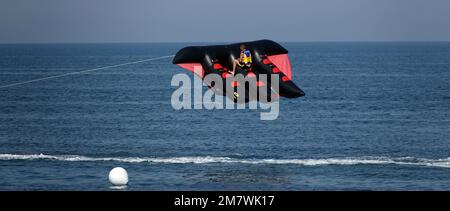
[0,154,449,168]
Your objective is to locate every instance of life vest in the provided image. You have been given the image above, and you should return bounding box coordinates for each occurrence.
[241,49,252,64]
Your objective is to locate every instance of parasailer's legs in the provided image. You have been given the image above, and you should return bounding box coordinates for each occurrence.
[232,59,243,75]
[232,59,237,75]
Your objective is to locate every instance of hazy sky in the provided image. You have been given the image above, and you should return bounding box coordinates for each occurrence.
[1,0,449,43]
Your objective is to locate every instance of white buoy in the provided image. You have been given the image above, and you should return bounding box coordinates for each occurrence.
[108,167,128,186]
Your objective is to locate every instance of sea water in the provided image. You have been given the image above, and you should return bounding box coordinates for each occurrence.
[0,42,449,190]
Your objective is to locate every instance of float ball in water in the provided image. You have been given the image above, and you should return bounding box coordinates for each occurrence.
[108,167,128,186]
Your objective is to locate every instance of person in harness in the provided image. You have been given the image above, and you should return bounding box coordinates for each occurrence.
[231,44,252,75]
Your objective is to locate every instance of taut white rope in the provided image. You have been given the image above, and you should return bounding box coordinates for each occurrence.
[0,55,175,89]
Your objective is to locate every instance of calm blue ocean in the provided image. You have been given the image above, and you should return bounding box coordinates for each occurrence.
[0,42,449,190]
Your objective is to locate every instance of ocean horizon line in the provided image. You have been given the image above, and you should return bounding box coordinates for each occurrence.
[1,40,450,45]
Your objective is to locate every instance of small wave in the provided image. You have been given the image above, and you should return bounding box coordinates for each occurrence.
[0,154,449,168]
